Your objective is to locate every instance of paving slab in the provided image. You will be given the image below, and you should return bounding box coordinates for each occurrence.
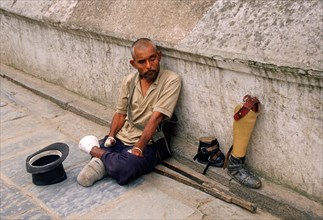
[28,168,143,218]
[0,179,52,220]
[93,183,195,220]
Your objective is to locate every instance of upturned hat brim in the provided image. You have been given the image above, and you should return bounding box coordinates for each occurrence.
[26,142,69,185]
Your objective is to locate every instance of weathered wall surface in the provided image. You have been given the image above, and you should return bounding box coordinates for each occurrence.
[1,0,322,201]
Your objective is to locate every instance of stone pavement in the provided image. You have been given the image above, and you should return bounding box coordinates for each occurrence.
[0,68,281,219]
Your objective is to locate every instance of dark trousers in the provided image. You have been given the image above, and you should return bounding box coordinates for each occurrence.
[99,136,157,185]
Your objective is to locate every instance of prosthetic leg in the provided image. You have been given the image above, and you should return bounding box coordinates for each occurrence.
[224,95,261,189]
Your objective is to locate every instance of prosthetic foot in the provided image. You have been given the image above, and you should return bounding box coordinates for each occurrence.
[224,95,261,189]
[193,137,225,174]
[226,153,261,189]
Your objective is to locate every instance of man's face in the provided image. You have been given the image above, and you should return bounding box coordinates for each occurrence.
[130,43,161,82]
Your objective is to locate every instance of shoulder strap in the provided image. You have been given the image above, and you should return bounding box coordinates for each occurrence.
[127,73,144,130]
[127,73,166,142]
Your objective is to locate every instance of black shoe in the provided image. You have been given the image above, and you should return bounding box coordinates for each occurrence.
[227,155,261,189]
[193,137,225,174]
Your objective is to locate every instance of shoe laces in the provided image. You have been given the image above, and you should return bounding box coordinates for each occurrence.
[239,166,256,178]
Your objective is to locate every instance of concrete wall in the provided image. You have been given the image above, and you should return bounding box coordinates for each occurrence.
[1,0,322,201]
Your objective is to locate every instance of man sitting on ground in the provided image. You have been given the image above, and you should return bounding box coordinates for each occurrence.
[77,38,182,186]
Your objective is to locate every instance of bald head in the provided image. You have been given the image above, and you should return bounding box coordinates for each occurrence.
[129,38,162,82]
[131,38,157,59]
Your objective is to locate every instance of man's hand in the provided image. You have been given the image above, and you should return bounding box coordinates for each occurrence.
[127,147,143,157]
[128,111,164,158]
[79,135,99,154]
[104,136,116,147]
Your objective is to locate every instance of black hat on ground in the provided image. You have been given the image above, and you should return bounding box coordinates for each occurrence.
[26,142,69,185]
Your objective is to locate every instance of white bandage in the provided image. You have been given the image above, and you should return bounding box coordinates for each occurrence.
[79,135,99,154]
[104,137,116,147]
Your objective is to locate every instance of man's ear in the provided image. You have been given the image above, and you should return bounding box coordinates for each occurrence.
[158,51,162,61]
[130,60,136,68]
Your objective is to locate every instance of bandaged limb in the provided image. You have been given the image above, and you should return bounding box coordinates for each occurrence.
[79,135,100,154]
[104,137,116,147]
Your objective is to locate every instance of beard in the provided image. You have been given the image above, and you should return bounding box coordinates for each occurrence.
[141,67,159,82]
